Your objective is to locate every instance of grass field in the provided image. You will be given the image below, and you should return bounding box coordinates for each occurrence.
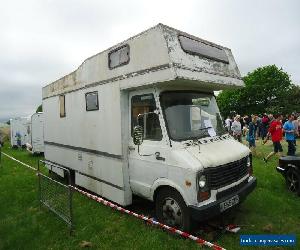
[0,140,299,250]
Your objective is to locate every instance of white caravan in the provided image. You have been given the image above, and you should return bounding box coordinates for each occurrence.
[42,24,256,231]
[27,112,44,154]
[10,117,31,147]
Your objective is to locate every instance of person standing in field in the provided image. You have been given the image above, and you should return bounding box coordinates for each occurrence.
[261,113,269,141]
[16,132,22,148]
[292,115,299,146]
[244,115,251,127]
[242,116,248,136]
[225,116,232,133]
[257,115,263,139]
[231,115,242,142]
[247,116,257,155]
[298,116,300,135]
[263,114,283,163]
[252,114,259,139]
[282,114,288,127]
[283,114,296,156]
[268,113,274,123]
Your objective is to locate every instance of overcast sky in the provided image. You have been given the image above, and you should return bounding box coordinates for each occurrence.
[0,0,299,121]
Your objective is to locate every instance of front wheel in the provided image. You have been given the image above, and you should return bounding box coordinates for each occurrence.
[285,168,300,196]
[155,188,192,232]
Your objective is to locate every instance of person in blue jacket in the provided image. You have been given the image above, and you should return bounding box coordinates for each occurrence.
[283,114,296,156]
[16,132,22,148]
[247,116,257,155]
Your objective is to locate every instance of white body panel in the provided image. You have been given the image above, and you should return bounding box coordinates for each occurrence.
[30,113,44,153]
[43,82,131,205]
[10,117,31,147]
[42,24,250,208]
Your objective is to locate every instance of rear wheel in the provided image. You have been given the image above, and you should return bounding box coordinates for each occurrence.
[155,188,192,232]
[285,168,300,196]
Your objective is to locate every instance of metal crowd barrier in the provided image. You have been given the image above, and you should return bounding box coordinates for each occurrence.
[37,160,73,232]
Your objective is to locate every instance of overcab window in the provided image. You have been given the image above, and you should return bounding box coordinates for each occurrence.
[85,91,99,111]
[108,45,130,69]
[178,35,229,64]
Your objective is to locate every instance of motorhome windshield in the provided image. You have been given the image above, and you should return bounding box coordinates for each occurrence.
[160,92,225,141]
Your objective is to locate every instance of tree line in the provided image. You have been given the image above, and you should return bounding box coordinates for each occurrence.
[217,65,300,117]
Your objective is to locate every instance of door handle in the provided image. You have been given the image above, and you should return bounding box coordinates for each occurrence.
[128,146,135,151]
[155,152,165,161]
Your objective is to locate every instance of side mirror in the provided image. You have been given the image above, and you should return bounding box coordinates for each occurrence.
[133,125,144,145]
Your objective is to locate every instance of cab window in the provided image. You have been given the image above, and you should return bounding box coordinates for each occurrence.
[131,94,162,141]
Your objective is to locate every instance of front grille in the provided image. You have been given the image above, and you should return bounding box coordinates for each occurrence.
[207,157,248,190]
[216,179,248,200]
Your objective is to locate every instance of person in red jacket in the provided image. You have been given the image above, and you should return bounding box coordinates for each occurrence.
[263,114,283,163]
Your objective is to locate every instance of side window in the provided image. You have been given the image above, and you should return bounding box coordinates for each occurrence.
[59,95,66,117]
[85,91,99,111]
[108,45,130,69]
[131,94,162,141]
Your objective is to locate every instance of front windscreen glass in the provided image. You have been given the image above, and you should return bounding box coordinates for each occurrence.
[160,92,225,141]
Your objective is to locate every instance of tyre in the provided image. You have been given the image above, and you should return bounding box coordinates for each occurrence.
[155,187,192,232]
[285,167,300,196]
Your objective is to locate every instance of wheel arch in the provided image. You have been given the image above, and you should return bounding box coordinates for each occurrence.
[285,164,300,195]
[151,178,190,206]
[287,163,300,173]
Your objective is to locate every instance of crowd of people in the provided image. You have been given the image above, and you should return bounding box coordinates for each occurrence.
[225,113,300,161]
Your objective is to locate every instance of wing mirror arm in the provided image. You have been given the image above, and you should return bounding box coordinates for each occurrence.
[133,125,144,146]
[133,112,160,157]
[133,125,152,157]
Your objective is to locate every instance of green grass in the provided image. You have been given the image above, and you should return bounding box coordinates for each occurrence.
[0,140,299,250]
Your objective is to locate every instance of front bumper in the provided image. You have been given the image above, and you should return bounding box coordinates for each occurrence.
[189,177,257,221]
[276,166,286,175]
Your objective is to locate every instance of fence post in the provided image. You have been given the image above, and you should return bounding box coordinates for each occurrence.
[37,160,41,209]
[68,175,73,233]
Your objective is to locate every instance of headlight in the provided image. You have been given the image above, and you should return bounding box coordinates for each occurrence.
[247,154,253,176]
[247,156,251,167]
[198,175,206,188]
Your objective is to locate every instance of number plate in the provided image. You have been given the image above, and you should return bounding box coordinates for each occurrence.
[220,195,239,212]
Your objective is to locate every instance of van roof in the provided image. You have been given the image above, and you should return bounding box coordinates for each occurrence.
[43,23,243,99]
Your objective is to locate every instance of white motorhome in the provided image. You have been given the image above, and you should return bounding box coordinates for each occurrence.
[42,24,256,231]
[10,117,31,147]
[27,112,44,154]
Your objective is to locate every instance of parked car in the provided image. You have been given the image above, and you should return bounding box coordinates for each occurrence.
[277,156,300,196]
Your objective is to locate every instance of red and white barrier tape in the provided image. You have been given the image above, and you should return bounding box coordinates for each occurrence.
[1,152,36,171]
[1,151,226,250]
[73,186,226,250]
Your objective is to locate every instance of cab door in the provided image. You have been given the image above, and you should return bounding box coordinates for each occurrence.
[128,90,168,199]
